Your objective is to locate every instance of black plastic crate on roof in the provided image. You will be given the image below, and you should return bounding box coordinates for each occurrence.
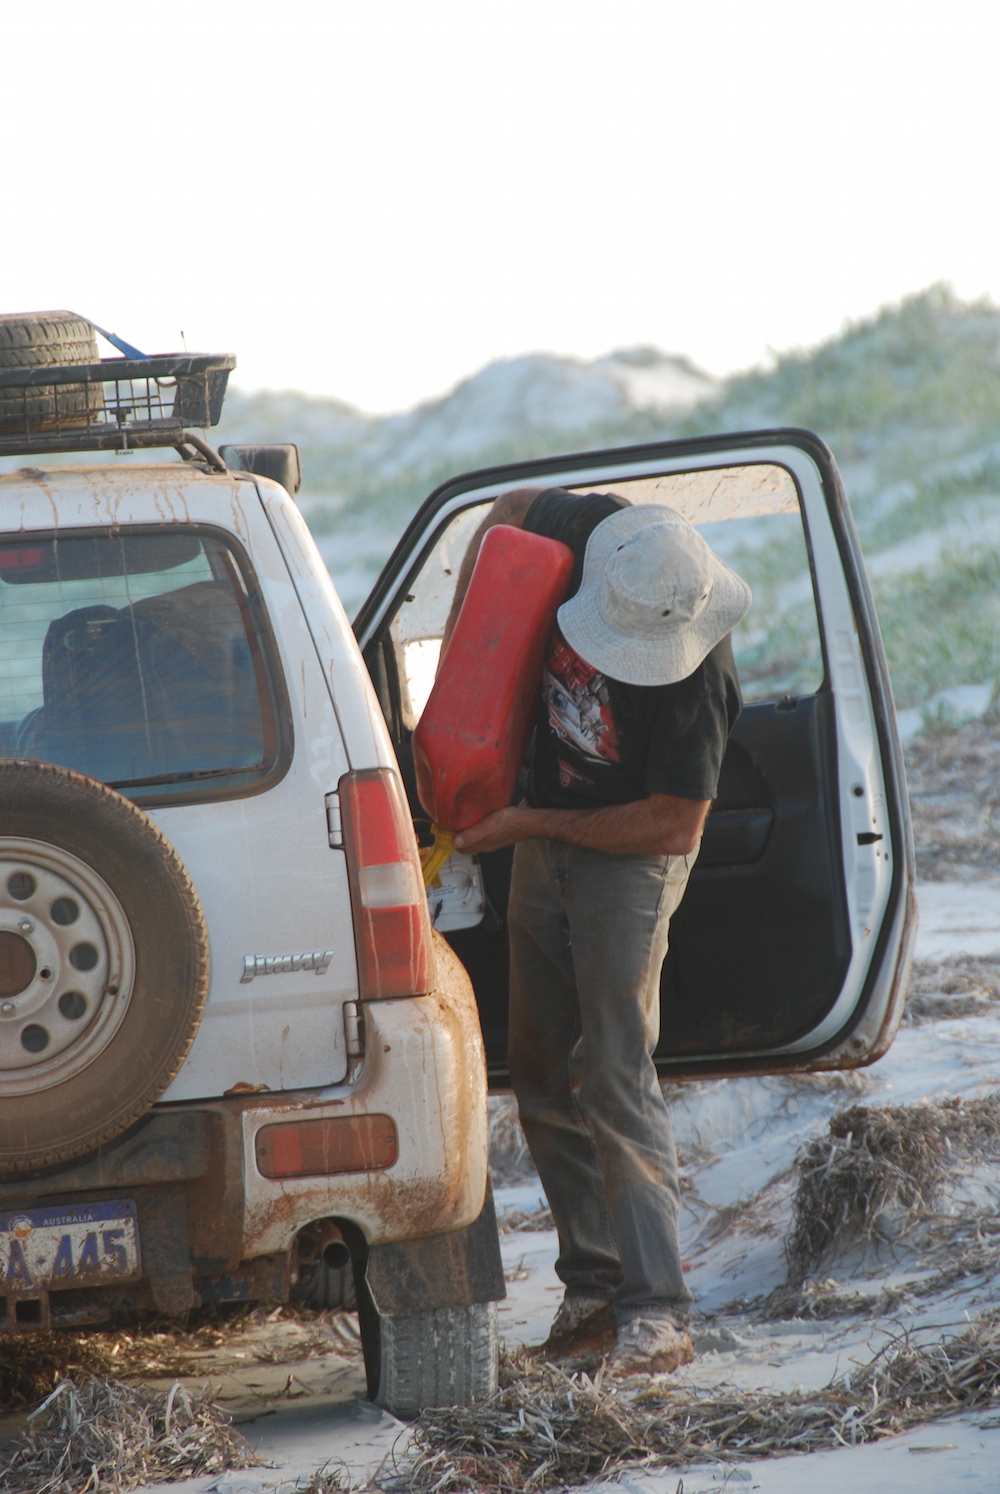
[0,353,236,458]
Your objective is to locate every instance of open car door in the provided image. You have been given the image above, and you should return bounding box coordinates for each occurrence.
[355,429,916,1083]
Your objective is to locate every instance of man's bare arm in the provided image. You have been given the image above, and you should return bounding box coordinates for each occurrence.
[440,486,546,653]
[453,792,710,858]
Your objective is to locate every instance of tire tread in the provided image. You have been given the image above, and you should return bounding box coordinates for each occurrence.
[376,1303,498,1419]
[0,313,96,362]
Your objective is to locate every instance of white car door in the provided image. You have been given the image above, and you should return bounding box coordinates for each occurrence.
[356,429,916,1079]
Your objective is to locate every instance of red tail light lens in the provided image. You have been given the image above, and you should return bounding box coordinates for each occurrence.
[339,768,436,999]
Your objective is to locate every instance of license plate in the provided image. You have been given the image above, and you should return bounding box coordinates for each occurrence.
[1,1200,141,1294]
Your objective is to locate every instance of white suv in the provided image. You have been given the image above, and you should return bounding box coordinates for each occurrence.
[0,314,916,1416]
[0,314,500,1418]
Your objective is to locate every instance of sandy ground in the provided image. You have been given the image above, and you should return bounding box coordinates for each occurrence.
[94,864,1000,1494]
[11,719,1000,1493]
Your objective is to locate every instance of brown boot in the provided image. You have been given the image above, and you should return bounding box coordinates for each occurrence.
[532,1292,615,1358]
[609,1317,695,1375]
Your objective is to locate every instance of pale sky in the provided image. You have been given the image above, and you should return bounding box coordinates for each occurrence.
[5,0,999,412]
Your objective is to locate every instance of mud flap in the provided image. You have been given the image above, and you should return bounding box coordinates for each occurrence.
[355,1182,505,1401]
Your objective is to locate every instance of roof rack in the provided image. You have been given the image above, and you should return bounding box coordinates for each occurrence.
[0,353,235,468]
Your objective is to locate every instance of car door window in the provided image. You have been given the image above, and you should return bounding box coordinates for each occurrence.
[388,465,825,718]
[391,504,488,729]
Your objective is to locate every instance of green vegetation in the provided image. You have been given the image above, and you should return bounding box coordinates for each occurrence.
[224,285,1000,718]
[873,546,1000,709]
[685,284,1000,466]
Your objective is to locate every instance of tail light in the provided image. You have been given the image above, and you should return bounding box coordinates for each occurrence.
[339,768,436,999]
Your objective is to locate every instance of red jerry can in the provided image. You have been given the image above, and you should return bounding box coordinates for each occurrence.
[413,524,574,833]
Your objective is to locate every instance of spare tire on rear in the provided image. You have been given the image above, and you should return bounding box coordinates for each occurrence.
[0,759,209,1174]
[0,310,103,433]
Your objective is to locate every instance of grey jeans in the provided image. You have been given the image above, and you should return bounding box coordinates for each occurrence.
[508,836,695,1324]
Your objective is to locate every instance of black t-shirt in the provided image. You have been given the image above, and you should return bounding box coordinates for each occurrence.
[522,488,743,810]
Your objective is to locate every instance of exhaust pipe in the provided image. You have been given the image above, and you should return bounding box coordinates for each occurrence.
[312,1219,351,1270]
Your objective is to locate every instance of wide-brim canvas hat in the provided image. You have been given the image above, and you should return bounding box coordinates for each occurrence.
[557,503,752,687]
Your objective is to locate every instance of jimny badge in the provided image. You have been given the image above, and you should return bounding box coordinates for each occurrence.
[241,949,334,984]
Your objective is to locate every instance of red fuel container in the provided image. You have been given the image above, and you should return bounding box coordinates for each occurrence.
[413,524,574,832]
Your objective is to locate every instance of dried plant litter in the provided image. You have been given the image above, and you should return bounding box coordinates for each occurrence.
[0,1375,259,1494]
[371,1319,1000,1492]
[784,1095,1000,1281]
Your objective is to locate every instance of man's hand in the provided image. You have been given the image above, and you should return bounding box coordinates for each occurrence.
[454,805,534,855]
[454,793,710,858]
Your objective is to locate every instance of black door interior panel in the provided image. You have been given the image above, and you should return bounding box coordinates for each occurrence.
[657,692,851,1061]
[696,808,773,867]
[442,696,849,1078]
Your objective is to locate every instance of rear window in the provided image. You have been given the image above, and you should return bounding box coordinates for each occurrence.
[0,528,284,801]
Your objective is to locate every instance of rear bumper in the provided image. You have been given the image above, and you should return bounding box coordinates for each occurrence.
[0,938,490,1321]
[237,983,490,1257]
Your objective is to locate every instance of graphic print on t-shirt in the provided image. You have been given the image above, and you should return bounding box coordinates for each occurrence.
[542,632,621,788]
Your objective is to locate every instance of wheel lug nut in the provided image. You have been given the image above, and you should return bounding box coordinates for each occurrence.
[1,1001,15,1016]
[18,918,33,934]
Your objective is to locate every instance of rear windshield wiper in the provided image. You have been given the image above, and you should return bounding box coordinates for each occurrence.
[110,764,262,789]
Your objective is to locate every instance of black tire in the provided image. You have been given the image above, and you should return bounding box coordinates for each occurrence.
[375,1303,498,1419]
[0,759,209,1174]
[0,311,102,433]
[292,1257,358,1311]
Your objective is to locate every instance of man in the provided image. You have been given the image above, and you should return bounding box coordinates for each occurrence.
[445,485,750,1374]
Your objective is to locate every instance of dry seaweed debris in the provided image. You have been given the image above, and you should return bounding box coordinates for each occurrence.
[0,1375,259,1494]
[374,1319,1000,1492]
[904,715,1000,880]
[0,1302,357,1410]
[278,1466,351,1493]
[784,1095,1000,1282]
[0,1332,121,1410]
[905,955,1000,1023]
[761,1277,909,1321]
[496,1202,555,1234]
[489,1097,535,1187]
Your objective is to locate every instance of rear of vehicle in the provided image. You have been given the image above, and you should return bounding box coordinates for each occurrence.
[0,328,501,1416]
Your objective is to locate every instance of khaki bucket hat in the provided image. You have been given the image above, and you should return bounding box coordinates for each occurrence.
[557,503,752,687]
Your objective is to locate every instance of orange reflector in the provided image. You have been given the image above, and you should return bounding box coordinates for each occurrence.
[255,1114,398,1179]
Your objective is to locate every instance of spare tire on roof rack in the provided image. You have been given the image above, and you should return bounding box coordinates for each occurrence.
[0,311,103,433]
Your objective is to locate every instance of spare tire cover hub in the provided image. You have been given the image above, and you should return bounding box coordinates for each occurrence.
[0,837,135,1093]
